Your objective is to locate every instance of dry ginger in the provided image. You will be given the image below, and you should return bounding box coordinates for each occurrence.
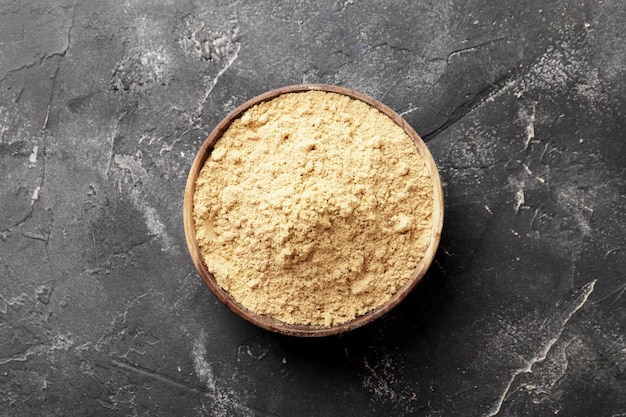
[193,90,433,327]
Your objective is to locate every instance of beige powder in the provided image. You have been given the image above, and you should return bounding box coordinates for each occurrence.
[193,90,433,327]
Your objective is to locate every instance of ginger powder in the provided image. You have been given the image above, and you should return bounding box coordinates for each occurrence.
[193,90,434,327]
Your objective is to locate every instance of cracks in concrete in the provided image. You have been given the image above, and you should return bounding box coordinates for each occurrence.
[158,127,189,156]
[20,229,48,242]
[485,280,597,417]
[6,62,59,235]
[445,37,507,64]
[120,293,148,326]
[594,282,626,308]
[398,105,420,118]
[422,70,519,142]
[197,41,240,115]
[191,35,241,128]
[0,5,71,242]
[0,2,74,83]
[0,60,40,84]
[110,359,203,394]
[0,344,46,366]
[177,19,242,128]
[0,281,70,376]
[394,37,510,139]
[67,2,76,57]
[420,37,599,145]
[93,292,157,353]
[369,41,416,55]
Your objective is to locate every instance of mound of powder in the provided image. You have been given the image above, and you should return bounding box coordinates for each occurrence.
[193,90,434,327]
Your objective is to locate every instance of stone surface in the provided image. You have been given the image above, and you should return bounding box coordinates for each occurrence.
[1,0,625,416]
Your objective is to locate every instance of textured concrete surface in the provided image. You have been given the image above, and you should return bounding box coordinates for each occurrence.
[1,0,625,416]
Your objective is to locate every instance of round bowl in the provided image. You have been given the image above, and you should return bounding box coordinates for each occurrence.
[183,84,444,337]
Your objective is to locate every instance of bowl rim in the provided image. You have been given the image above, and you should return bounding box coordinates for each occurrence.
[183,83,444,337]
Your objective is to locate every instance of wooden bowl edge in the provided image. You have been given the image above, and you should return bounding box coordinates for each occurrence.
[183,84,445,337]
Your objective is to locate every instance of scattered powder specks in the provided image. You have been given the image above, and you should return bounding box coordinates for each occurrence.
[190,330,258,417]
[112,151,174,251]
[191,331,216,392]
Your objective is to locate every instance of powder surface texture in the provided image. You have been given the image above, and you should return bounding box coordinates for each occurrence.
[193,90,433,326]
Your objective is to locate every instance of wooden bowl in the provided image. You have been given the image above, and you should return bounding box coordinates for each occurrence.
[183,84,444,337]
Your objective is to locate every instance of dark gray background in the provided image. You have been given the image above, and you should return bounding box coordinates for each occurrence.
[1,0,625,416]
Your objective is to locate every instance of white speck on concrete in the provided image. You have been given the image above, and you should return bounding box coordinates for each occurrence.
[509,177,525,213]
[28,145,38,167]
[518,104,536,151]
[31,185,41,206]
